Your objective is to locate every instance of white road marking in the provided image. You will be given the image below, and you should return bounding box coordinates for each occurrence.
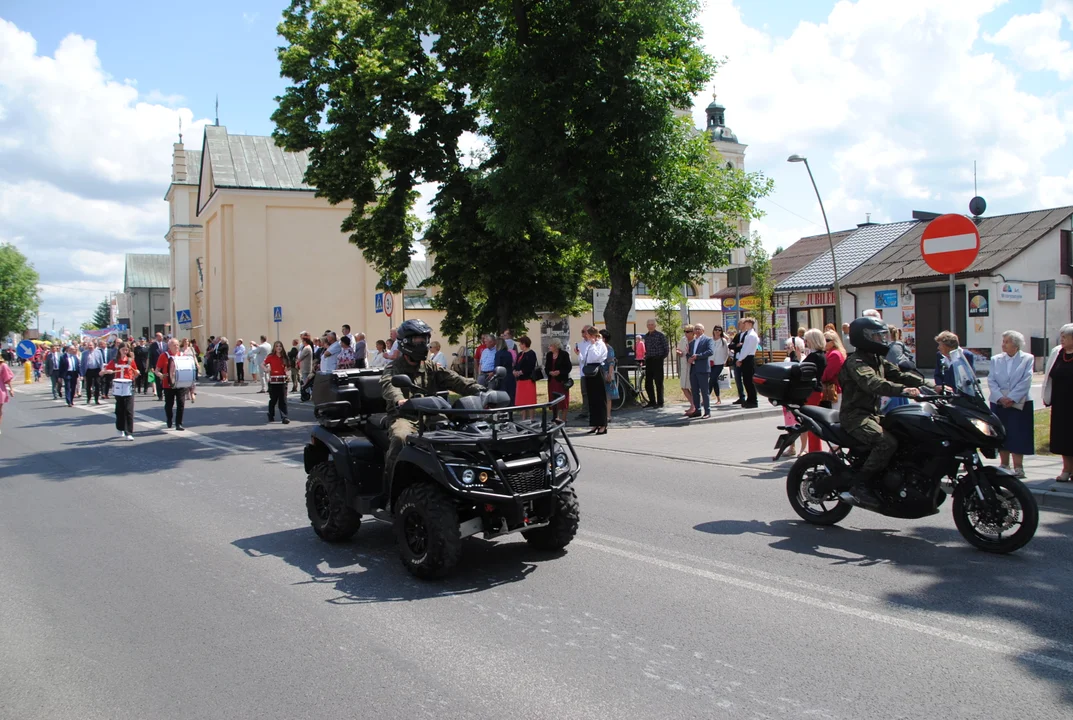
[573,536,1073,674]
[923,232,978,255]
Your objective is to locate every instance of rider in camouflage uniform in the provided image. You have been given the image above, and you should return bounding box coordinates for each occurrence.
[380,319,483,484]
[839,316,929,508]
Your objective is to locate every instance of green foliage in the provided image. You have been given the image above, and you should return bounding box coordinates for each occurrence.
[0,244,40,339]
[746,232,773,358]
[272,0,771,355]
[653,286,686,349]
[91,298,111,329]
[80,322,99,332]
[424,170,586,341]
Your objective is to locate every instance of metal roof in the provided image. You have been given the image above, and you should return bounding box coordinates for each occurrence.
[124,254,170,290]
[713,228,855,299]
[841,206,1073,287]
[405,258,430,290]
[776,221,918,292]
[180,150,201,186]
[634,298,724,312]
[202,125,313,191]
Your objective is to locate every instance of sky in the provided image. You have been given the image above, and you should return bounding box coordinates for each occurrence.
[1,0,1072,336]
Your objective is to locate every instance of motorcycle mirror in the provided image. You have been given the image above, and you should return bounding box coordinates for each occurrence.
[391,374,415,389]
[495,366,508,378]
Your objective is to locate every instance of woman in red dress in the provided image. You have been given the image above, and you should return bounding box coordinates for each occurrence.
[101,342,140,440]
[513,335,538,419]
[545,338,573,424]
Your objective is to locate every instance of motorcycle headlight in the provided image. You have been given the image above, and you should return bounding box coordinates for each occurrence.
[970,418,997,437]
[460,469,476,485]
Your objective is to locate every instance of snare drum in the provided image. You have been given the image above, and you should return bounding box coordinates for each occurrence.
[170,355,198,389]
[269,374,288,385]
[112,378,133,397]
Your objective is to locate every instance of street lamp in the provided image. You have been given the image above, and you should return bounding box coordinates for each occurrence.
[788,154,842,331]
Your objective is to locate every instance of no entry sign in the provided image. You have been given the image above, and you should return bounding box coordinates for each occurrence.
[920,214,980,275]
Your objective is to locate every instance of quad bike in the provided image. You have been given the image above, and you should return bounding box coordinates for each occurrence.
[303,367,581,578]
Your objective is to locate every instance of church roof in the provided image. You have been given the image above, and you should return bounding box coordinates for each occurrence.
[181,150,202,186]
[124,254,170,290]
[202,125,313,192]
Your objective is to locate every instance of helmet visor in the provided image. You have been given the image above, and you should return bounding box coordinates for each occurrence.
[863,328,890,346]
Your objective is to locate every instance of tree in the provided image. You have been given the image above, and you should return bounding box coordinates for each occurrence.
[272,0,771,355]
[423,170,588,341]
[746,233,774,361]
[80,322,99,332]
[0,244,40,339]
[91,298,111,329]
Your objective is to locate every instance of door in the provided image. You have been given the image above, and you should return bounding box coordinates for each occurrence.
[914,286,967,370]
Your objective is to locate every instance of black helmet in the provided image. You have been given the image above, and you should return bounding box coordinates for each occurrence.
[849,317,890,355]
[397,318,433,362]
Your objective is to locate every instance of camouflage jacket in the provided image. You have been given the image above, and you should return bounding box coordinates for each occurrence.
[380,357,481,416]
[839,352,927,428]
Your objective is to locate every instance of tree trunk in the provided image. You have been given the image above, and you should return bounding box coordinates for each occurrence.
[603,256,633,362]
[495,294,513,336]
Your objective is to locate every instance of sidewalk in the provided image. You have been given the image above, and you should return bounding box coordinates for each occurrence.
[573,409,1073,514]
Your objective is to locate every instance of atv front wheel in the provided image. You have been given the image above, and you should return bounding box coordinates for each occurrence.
[306,462,361,542]
[394,482,462,579]
[524,487,581,550]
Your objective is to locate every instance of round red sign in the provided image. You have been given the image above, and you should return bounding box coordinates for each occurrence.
[920,214,980,275]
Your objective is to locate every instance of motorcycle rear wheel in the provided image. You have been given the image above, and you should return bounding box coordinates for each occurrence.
[786,453,852,525]
[953,471,1038,554]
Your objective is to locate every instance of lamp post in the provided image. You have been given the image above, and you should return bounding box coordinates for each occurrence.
[788,154,842,331]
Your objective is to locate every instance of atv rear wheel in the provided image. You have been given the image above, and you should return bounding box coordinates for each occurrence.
[306,462,361,542]
[524,487,580,550]
[394,482,462,579]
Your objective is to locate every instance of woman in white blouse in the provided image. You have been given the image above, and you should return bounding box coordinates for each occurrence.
[368,339,388,368]
[988,330,1035,478]
[580,326,609,434]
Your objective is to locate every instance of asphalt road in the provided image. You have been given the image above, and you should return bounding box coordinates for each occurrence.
[1,380,1071,720]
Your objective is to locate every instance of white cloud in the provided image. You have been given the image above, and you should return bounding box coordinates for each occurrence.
[0,19,211,333]
[694,0,1073,254]
[986,9,1073,79]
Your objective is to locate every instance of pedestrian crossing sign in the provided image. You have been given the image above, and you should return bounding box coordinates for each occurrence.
[176,309,192,326]
[273,306,283,323]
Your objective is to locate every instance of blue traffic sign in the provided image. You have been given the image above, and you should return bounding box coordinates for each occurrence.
[16,340,36,360]
[375,292,384,314]
[176,309,192,325]
[273,306,283,323]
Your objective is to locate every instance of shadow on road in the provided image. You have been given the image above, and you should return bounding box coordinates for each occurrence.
[232,524,565,605]
[694,516,1073,703]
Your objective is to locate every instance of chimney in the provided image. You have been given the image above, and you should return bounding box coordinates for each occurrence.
[172,142,187,183]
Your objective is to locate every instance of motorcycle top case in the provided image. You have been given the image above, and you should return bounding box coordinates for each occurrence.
[753,361,820,405]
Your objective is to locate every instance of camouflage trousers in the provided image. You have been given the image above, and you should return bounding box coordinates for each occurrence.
[385,418,417,484]
[845,416,898,476]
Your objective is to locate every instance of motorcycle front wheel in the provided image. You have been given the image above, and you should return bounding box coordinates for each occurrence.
[786,452,852,525]
[953,471,1038,554]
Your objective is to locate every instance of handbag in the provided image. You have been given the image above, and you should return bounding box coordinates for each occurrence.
[562,377,574,390]
[582,363,601,377]
[822,381,839,405]
[531,365,544,382]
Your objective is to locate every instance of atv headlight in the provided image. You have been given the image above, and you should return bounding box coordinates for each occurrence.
[970,418,997,437]
[554,452,569,471]
[461,469,476,485]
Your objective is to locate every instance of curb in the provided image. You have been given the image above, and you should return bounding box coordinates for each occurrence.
[1029,487,1073,514]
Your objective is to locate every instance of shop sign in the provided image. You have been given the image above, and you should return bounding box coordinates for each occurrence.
[789,291,837,307]
[968,290,989,317]
[721,296,761,312]
[998,283,1023,302]
[874,290,899,309]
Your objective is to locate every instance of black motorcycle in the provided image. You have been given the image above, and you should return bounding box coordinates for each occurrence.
[303,367,581,578]
[755,355,1038,554]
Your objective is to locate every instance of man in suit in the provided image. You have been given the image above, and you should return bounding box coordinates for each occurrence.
[60,345,80,407]
[147,332,167,400]
[81,340,105,405]
[686,323,716,418]
[100,339,118,398]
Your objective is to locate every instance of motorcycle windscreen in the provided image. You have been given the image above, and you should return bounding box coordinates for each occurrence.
[942,348,981,397]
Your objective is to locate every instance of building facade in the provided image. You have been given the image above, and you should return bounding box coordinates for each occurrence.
[121,254,171,340]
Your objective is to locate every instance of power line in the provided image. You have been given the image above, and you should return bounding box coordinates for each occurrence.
[759,198,821,227]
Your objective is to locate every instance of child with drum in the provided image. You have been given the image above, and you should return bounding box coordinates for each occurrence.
[101,342,140,440]
[263,340,291,424]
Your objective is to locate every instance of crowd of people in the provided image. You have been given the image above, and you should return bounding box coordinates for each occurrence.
[6,312,1073,486]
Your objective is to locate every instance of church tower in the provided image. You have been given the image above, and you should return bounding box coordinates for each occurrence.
[705,93,749,267]
[165,124,205,343]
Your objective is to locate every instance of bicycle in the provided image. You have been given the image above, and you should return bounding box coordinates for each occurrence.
[610,363,647,411]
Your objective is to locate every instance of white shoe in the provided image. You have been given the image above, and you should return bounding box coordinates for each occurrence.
[1014,467,1026,479]
[126,434,134,441]
[120,431,126,438]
